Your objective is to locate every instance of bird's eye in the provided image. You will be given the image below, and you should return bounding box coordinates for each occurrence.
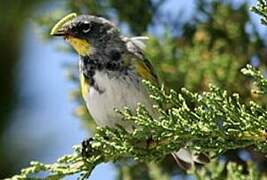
[80,21,91,34]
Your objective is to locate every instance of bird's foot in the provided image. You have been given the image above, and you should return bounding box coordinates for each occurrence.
[81,137,94,158]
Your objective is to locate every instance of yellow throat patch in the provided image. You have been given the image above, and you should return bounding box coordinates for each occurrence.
[50,13,91,56]
[65,36,91,56]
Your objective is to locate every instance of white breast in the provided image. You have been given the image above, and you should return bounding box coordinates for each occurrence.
[85,70,153,131]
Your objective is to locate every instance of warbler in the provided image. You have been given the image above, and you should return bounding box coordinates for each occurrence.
[50,13,208,169]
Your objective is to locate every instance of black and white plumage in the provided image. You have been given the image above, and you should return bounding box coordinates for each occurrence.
[50,13,209,169]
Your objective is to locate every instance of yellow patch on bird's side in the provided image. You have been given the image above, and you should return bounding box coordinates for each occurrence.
[65,36,91,56]
[136,63,151,80]
[80,73,90,99]
[134,59,158,84]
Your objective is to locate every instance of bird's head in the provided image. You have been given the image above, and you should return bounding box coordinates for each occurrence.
[50,13,119,56]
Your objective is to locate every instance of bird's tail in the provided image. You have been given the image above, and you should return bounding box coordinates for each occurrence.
[171,148,210,169]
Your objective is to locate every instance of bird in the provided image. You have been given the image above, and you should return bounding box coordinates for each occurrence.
[50,13,208,169]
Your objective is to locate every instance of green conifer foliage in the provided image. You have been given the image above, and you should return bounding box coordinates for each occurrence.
[8,0,267,179]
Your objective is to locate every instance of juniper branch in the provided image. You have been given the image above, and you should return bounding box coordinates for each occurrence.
[192,160,261,180]
[251,0,267,25]
[7,65,267,179]
[241,64,267,95]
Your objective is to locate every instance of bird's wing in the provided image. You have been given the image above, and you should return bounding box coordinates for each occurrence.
[124,36,159,84]
[122,36,149,50]
[133,57,159,84]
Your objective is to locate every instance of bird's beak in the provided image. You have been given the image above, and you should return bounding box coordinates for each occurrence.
[50,13,77,36]
[50,28,66,36]
[50,13,91,56]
